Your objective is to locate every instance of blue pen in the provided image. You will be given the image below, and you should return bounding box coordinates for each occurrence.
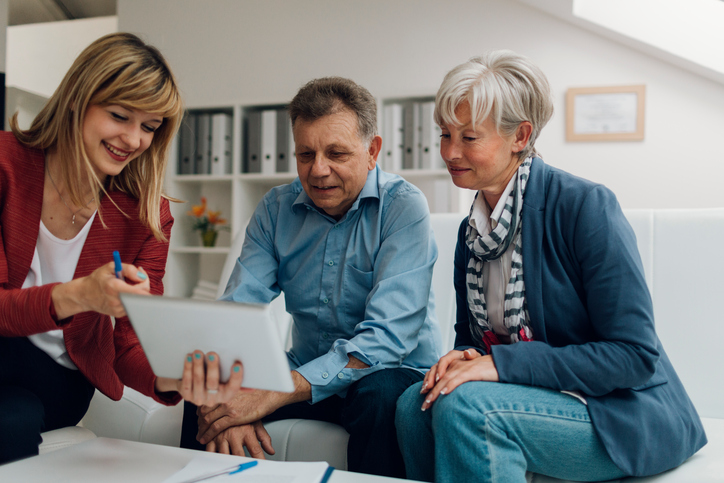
[181,460,258,483]
[113,250,123,279]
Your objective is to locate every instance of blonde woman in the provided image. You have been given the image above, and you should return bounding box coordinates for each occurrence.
[0,33,242,464]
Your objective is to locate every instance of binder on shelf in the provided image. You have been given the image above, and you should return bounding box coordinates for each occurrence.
[420,101,445,170]
[210,113,233,175]
[383,103,403,172]
[275,108,294,174]
[194,113,211,175]
[178,113,196,175]
[403,103,421,170]
[246,111,262,173]
[260,109,277,175]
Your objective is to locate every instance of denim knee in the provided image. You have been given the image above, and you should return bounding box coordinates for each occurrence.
[395,382,425,426]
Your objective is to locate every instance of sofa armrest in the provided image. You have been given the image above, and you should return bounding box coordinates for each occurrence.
[81,387,183,447]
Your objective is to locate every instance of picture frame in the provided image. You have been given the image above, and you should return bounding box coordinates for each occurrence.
[565,85,645,142]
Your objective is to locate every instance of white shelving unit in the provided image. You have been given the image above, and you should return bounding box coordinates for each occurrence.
[163,100,471,298]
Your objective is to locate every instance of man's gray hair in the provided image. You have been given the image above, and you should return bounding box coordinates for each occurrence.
[289,76,378,145]
[435,50,554,161]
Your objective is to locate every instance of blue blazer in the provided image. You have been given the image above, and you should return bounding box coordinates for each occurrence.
[453,158,706,476]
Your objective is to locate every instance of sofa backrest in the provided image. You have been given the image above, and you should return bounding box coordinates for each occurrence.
[223,208,723,419]
[428,209,724,420]
[625,208,724,419]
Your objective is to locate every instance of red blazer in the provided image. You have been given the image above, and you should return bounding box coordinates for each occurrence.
[0,131,180,405]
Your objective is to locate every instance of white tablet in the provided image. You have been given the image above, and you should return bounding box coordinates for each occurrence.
[120,293,294,392]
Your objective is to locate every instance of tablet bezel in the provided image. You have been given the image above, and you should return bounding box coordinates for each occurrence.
[120,293,294,393]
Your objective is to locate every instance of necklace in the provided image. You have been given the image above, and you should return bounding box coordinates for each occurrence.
[46,166,96,225]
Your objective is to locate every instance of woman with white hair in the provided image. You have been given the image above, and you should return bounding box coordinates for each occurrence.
[395,50,706,482]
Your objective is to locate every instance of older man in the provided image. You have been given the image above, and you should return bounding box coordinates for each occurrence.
[181,77,441,478]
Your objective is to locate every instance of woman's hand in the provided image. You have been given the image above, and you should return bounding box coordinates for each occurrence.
[155,351,244,407]
[420,348,499,411]
[51,261,151,319]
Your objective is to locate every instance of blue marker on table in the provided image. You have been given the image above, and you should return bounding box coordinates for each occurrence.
[180,460,258,483]
[113,250,123,279]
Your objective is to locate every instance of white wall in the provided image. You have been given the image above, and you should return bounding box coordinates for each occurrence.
[116,0,724,209]
[0,0,8,71]
[6,16,117,98]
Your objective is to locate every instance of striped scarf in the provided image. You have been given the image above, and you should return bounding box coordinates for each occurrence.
[465,158,534,353]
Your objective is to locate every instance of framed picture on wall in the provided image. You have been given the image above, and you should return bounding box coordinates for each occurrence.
[566,85,645,142]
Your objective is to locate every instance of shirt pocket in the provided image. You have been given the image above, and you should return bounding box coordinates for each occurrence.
[342,264,374,324]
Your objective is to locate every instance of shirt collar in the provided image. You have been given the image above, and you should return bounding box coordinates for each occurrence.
[293,165,380,219]
[469,171,517,234]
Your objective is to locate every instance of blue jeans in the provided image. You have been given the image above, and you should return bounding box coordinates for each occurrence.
[396,381,627,483]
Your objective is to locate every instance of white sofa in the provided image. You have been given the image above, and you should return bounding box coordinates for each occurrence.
[41,209,724,482]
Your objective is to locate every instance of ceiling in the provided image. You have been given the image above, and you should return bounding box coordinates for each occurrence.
[8,0,116,26]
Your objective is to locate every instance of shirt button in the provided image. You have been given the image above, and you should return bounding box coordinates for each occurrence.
[323,298,329,304]
[322,372,329,379]
[337,373,344,379]
[328,260,334,266]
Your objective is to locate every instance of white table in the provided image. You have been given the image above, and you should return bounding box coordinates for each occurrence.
[0,437,409,483]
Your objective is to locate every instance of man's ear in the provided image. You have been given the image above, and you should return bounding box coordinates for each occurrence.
[367,135,382,170]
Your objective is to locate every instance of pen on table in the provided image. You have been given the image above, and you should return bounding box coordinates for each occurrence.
[113,250,123,279]
[179,460,258,483]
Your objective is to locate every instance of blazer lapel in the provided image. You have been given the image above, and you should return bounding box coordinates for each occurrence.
[522,157,548,343]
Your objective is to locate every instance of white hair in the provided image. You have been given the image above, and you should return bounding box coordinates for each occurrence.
[434,50,554,161]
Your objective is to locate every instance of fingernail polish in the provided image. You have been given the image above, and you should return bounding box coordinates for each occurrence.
[137,271,147,280]
[440,388,447,395]
[420,383,427,394]
[233,366,240,373]
[208,354,215,362]
[187,356,192,363]
[195,353,202,359]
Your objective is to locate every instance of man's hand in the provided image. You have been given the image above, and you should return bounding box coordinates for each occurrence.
[205,421,274,458]
[196,370,312,445]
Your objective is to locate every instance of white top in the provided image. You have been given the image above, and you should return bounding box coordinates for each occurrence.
[468,174,518,342]
[24,212,97,370]
[469,179,587,404]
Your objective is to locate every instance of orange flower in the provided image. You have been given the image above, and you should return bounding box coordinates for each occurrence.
[188,197,207,217]
[207,210,227,226]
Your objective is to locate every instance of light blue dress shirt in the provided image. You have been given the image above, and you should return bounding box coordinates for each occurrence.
[221,166,442,403]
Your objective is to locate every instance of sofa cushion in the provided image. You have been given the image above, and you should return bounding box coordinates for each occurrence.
[38,426,96,455]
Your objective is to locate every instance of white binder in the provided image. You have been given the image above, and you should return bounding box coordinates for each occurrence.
[178,113,195,175]
[260,109,277,175]
[383,104,403,171]
[194,113,211,175]
[403,102,421,170]
[210,113,232,175]
[420,101,445,170]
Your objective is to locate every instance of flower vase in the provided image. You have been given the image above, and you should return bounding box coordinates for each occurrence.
[201,230,218,247]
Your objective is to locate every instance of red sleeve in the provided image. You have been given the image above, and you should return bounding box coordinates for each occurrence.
[112,199,181,405]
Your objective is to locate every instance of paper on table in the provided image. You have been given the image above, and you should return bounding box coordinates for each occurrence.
[162,455,332,483]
